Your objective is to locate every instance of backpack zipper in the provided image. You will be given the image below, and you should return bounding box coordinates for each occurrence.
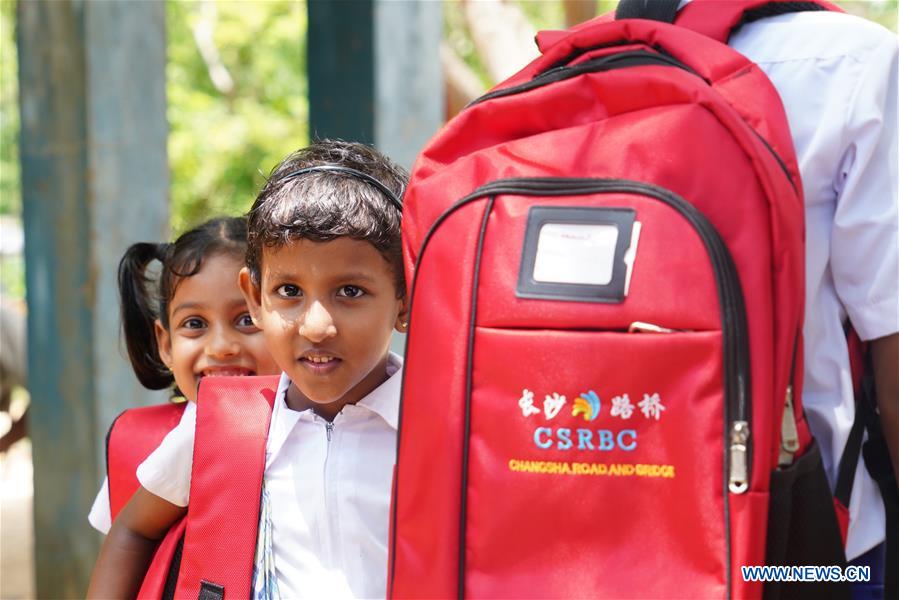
[778,333,801,466]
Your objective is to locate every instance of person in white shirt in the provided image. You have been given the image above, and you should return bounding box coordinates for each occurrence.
[87,140,410,599]
[724,7,898,598]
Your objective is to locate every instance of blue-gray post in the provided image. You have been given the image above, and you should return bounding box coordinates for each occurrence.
[308,0,443,166]
[308,0,442,355]
[17,1,168,596]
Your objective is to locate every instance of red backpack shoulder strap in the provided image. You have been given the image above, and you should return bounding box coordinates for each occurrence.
[107,402,187,520]
[137,516,188,599]
[674,0,843,44]
[175,375,279,600]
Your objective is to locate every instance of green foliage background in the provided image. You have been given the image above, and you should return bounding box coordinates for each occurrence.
[0,0,896,298]
[166,0,308,234]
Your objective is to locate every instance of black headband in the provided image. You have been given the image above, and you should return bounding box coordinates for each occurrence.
[276,165,403,211]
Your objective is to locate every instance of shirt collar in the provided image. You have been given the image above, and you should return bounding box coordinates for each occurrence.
[265,352,404,462]
[356,352,403,430]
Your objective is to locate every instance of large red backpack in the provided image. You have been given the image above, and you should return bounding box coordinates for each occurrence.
[390,1,847,598]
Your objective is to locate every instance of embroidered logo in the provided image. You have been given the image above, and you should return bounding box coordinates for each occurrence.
[518,389,540,417]
[572,390,601,422]
[610,394,634,420]
[543,393,566,420]
[638,393,665,420]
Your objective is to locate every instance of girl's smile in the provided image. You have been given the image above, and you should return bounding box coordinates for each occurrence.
[155,252,278,402]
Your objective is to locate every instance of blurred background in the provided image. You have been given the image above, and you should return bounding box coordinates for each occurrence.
[0,0,895,597]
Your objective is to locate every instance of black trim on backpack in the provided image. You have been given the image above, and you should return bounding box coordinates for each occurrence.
[161,533,185,600]
[472,50,705,108]
[615,0,679,23]
[458,196,495,598]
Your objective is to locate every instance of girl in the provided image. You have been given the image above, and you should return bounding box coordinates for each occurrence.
[87,216,278,535]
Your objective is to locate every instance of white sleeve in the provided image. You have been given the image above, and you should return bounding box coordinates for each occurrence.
[831,32,899,342]
[87,477,112,534]
[136,401,196,507]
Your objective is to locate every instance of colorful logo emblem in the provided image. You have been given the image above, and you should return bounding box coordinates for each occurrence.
[572,390,601,422]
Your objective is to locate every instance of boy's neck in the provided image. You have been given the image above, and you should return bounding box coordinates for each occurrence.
[284,354,392,421]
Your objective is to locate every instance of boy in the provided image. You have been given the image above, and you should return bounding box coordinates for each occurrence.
[87,140,409,598]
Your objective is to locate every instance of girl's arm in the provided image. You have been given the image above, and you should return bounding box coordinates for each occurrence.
[86,486,186,599]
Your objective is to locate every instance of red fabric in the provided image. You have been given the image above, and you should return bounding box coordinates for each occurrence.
[391,3,838,598]
[846,328,866,398]
[834,498,850,547]
[137,517,187,599]
[107,402,187,520]
[173,375,278,599]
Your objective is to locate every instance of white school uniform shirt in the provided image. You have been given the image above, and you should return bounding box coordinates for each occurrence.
[137,353,403,599]
[87,401,197,534]
[726,11,898,559]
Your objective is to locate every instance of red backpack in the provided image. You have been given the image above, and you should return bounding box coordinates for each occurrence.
[105,402,188,599]
[390,1,846,598]
[133,376,278,600]
[106,378,277,599]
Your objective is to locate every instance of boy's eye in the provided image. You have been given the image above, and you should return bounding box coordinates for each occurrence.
[182,317,206,330]
[236,313,257,329]
[276,284,301,298]
[337,285,365,298]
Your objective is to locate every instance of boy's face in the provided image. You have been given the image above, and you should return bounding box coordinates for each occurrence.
[240,237,407,419]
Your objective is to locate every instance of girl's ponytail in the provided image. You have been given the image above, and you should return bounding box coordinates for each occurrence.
[117,242,173,390]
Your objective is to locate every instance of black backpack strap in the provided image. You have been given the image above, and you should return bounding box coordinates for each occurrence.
[615,0,679,23]
[837,329,898,596]
[834,375,874,507]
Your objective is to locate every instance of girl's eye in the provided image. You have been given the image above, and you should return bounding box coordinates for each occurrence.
[236,313,257,329]
[276,284,301,298]
[182,317,206,330]
[337,285,365,299]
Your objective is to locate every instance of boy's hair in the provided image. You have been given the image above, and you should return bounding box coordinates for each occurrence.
[118,216,248,391]
[246,139,408,296]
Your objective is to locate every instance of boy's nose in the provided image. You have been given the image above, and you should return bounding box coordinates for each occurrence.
[205,327,240,358]
[298,301,337,342]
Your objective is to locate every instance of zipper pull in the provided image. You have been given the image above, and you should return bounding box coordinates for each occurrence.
[325,421,333,442]
[628,321,675,333]
[778,385,800,466]
[728,421,750,494]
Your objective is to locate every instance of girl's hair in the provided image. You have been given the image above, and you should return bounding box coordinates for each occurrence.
[118,216,248,390]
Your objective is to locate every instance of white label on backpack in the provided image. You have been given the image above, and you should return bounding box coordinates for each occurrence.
[623,221,642,296]
[533,223,619,285]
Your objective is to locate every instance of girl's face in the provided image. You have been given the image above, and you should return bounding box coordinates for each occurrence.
[154,252,279,402]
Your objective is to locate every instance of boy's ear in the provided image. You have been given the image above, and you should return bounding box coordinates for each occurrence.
[154,319,173,369]
[238,267,263,327]
[394,297,410,333]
